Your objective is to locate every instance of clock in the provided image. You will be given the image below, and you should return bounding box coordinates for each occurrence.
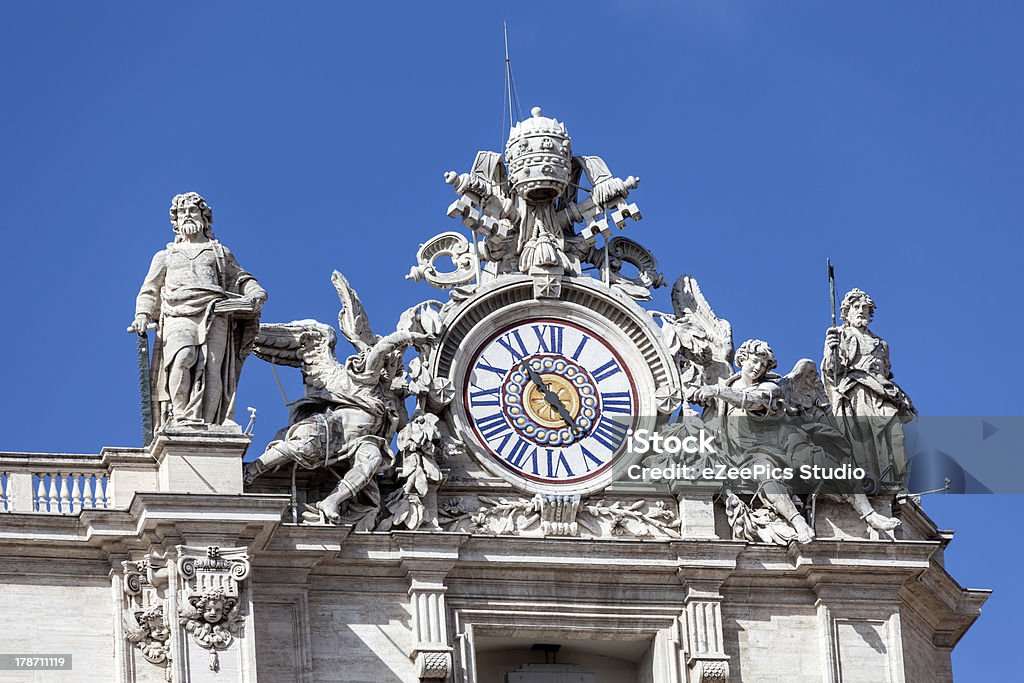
[434,276,679,495]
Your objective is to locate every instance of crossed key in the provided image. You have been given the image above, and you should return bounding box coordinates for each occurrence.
[579,176,642,245]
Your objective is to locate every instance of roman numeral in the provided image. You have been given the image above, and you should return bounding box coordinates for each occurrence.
[601,391,632,414]
[496,330,529,361]
[591,416,630,451]
[502,437,539,475]
[591,358,622,382]
[571,335,589,360]
[580,445,605,472]
[474,359,508,379]
[546,449,574,478]
[531,324,564,354]
[469,385,501,408]
[477,412,511,440]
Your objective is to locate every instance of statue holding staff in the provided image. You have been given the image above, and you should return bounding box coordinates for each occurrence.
[129,192,267,429]
[822,288,916,483]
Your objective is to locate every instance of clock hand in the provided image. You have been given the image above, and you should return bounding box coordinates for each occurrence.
[520,361,580,432]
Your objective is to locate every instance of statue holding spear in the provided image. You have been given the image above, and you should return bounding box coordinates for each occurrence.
[822,279,916,486]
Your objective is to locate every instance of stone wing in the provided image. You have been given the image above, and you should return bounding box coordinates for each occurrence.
[254,319,344,397]
[666,275,734,391]
[332,270,380,352]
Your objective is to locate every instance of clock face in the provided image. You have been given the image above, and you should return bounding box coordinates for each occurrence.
[464,318,638,486]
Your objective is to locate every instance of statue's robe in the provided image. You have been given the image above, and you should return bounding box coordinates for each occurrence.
[823,326,915,480]
[135,240,265,429]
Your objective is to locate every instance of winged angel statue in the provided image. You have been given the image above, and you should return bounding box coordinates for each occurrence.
[243,271,453,528]
[656,276,900,544]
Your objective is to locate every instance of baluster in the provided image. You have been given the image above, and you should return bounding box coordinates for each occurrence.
[83,475,94,510]
[77,473,87,510]
[102,476,110,509]
[35,476,46,512]
[69,474,81,513]
[57,473,69,514]
[47,475,58,513]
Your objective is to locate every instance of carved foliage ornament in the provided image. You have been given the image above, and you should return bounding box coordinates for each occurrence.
[122,558,171,668]
[441,495,681,539]
[407,231,477,289]
[176,546,250,672]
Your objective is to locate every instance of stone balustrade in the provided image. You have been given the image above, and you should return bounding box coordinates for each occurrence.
[0,447,158,513]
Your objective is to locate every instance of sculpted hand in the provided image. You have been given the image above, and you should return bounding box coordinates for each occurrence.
[128,314,152,334]
[409,332,436,349]
[694,385,718,404]
[824,327,841,352]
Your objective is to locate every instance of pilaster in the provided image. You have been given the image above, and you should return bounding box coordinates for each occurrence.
[802,558,915,683]
[396,532,469,681]
[679,573,730,683]
[171,545,255,683]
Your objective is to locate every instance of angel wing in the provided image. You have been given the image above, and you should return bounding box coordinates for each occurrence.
[253,320,347,399]
[775,358,858,468]
[332,270,380,352]
[177,599,203,622]
[776,358,831,418]
[670,275,734,362]
[122,608,148,643]
[663,275,734,392]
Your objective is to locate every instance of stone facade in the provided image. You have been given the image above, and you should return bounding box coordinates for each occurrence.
[0,108,988,682]
[0,443,987,682]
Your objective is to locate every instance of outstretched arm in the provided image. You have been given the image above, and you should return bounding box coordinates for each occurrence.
[361,330,433,376]
[697,383,778,413]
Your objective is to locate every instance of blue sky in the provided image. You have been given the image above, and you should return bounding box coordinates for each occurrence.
[1,2,1020,678]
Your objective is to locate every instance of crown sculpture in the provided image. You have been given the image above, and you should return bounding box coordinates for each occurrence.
[132,107,916,548]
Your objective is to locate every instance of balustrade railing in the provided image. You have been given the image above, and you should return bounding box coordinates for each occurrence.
[34,472,110,513]
[0,449,157,514]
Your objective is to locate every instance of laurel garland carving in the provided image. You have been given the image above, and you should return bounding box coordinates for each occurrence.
[439,495,680,539]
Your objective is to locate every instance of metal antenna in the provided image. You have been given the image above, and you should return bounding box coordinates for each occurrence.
[917,478,952,496]
[827,258,839,390]
[504,22,514,135]
[502,21,523,140]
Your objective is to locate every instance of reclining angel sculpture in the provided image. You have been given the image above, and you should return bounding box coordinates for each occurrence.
[243,271,433,524]
[659,276,900,544]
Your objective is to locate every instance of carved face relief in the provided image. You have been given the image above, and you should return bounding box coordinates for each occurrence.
[739,354,769,383]
[848,300,874,329]
[175,201,207,237]
[202,598,226,623]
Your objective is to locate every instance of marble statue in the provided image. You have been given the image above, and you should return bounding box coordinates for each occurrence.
[823,288,917,483]
[656,277,901,544]
[129,192,266,429]
[243,271,435,524]
[694,339,901,544]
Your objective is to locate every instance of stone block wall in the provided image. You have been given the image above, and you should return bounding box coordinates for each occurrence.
[0,575,114,683]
